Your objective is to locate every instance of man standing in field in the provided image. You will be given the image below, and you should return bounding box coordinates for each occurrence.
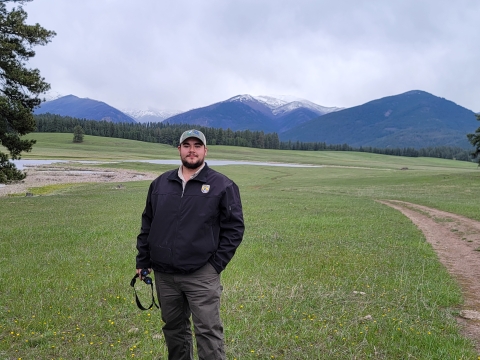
[135,129,245,360]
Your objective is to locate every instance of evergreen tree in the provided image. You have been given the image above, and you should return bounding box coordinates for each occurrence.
[0,0,55,183]
[467,114,480,160]
[73,125,84,143]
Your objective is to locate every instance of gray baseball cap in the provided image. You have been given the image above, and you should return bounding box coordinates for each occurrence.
[179,129,207,145]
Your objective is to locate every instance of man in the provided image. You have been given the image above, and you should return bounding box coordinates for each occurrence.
[136,129,245,360]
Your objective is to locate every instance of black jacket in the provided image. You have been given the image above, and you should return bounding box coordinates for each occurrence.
[136,163,244,274]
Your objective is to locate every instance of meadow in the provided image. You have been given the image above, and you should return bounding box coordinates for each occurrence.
[1,133,480,359]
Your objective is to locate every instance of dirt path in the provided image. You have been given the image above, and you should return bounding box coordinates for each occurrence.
[378,200,480,353]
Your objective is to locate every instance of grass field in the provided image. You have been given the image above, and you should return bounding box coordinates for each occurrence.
[1,133,480,359]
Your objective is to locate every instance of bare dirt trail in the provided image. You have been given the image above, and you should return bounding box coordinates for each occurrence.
[378,200,480,353]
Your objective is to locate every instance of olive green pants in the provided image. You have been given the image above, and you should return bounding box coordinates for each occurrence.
[154,263,225,360]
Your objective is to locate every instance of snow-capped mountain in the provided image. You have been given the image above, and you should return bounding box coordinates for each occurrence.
[254,95,342,116]
[122,109,183,123]
[35,93,344,134]
[165,94,342,132]
[227,94,342,117]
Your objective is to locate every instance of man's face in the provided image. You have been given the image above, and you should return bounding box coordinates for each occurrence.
[178,138,207,169]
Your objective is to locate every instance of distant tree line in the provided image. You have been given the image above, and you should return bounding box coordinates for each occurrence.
[35,113,279,148]
[34,113,475,162]
[280,140,473,161]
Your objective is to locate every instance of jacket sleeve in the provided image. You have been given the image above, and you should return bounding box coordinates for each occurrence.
[136,182,154,269]
[209,181,245,273]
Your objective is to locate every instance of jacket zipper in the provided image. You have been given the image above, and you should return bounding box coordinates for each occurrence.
[173,180,185,267]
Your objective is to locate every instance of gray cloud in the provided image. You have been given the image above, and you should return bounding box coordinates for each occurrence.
[24,0,480,112]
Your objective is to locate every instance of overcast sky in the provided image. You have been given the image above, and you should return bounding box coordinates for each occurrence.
[23,0,480,113]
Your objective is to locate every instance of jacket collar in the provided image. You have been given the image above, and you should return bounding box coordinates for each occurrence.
[167,163,209,183]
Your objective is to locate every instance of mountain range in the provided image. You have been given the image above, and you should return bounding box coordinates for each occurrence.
[34,91,479,149]
[163,95,342,133]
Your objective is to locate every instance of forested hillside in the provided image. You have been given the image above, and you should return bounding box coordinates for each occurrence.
[282,90,477,149]
[34,113,474,162]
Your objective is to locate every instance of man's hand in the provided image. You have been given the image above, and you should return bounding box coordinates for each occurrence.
[136,268,152,281]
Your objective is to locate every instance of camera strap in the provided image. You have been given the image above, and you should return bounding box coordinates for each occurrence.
[130,274,160,311]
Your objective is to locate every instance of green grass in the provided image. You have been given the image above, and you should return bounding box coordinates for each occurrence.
[12,133,480,170]
[9,183,87,197]
[1,134,479,359]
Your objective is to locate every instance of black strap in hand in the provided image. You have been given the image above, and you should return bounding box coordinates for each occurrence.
[130,274,160,310]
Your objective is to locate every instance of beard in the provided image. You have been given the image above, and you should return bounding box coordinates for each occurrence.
[182,157,204,170]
